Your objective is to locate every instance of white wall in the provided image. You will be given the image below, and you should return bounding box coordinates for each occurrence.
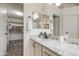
[62,6,79,39]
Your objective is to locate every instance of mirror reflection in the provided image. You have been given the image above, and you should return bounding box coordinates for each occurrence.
[53,15,60,39]
[32,13,50,29]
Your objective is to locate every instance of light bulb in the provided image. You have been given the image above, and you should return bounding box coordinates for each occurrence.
[56,3,61,6]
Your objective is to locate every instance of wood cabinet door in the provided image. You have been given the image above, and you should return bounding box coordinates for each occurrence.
[0,14,8,56]
[34,42,41,56]
[30,40,35,56]
[42,47,59,56]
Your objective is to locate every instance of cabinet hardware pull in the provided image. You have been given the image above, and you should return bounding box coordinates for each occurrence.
[32,43,35,48]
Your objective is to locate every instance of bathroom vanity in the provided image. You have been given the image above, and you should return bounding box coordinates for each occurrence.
[30,36,79,56]
[30,37,60,56]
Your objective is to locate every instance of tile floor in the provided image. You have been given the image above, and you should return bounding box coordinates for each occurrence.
[6,40,23,56]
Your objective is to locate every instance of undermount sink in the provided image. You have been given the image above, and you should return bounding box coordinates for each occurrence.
[65,40,79,45]
[67,42,79,45]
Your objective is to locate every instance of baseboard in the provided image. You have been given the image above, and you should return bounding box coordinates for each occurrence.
[0,52,7,56]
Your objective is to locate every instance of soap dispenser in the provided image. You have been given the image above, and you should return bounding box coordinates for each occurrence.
[43,32,48,39]
[39,32,43,38]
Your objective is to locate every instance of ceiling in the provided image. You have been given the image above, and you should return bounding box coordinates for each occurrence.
[0,3,23,19]
[1,3,79,19]
[59,3,79,8]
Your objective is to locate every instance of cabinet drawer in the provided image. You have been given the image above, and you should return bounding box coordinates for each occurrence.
[42,47,59,56]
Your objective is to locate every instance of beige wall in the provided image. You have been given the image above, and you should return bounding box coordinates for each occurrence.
[63,6,79,15]
[63,15,79,39]
[24,3,43,56]
[42,4,62,15]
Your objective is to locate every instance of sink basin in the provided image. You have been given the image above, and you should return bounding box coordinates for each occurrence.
[65,39,79,45]
[66,41,79,45]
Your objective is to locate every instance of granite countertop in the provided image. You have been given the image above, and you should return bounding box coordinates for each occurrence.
[30,36,79,56]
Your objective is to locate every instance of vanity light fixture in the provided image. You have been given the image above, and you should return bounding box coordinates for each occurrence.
[48,3,61,6]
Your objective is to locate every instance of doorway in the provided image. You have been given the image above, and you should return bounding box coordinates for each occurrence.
[0,3,24,56]
[53,15,59,39]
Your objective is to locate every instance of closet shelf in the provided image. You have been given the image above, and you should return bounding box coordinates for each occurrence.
[9,21,23,24]
[9,26,23,33]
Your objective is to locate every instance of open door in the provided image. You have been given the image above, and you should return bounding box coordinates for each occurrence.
[0,12,8,56]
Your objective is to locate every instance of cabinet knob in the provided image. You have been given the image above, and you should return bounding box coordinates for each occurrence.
[5,33,8,35]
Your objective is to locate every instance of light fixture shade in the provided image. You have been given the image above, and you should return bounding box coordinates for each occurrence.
[33,12,39,20]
